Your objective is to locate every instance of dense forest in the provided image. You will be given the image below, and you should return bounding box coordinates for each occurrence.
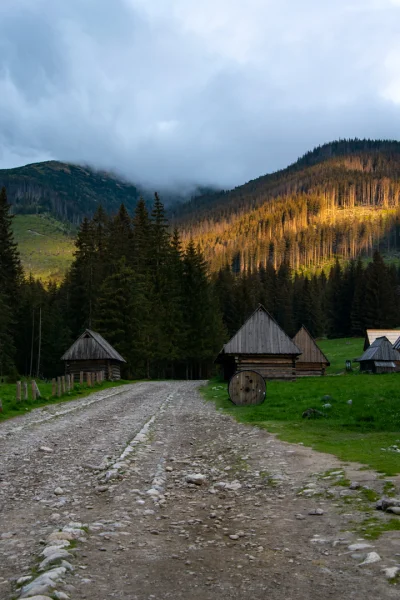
[176,140,400,272]
[1,183,400,381]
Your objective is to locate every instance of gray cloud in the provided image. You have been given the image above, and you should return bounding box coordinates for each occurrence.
[0,0,400,190]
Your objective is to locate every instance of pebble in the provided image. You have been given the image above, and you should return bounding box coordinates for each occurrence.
[387,506,400,515]
[39,447,53,453]
[229,535,240,540]
[53,592,70,600]
[382,566,400,580]
[349,482,360,490]
[185,474,207,485]
[54,488,64,496]
[359,552,381,566]
[295,514,306,520]
[96,486,109,493]
[308,509,324,516]
[348,543,374,551]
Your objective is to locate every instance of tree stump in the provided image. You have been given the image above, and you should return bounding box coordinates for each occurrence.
[228,370,266,406]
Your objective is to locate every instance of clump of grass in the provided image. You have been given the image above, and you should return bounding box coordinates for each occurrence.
[357,516,400,540]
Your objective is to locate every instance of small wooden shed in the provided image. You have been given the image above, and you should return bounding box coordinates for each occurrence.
[61,329,126,380]
[292,326,330,377]
[215,305,301,381]
[355,336,400,373]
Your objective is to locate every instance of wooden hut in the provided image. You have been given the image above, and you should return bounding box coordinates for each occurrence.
[292,326,330,376]
[355,336,400,373]
[390,336,400,371]
[215,305,301,381]
[61,329,126,380]
[364,329,400,350]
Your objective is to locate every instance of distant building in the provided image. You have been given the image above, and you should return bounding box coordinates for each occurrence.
[364,329,400,350]
[215,305,301,381]
[292,326,330,377]
[355,336,400,374]
[61,329,126,380]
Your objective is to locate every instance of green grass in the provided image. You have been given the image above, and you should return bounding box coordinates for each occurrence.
[0,379,131,421]
[204,338,400,475]
[12,214,75,282]
[318,337,364,374]
[356,516,400,540]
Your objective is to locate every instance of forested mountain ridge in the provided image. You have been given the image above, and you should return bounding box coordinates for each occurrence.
[0,161,141,224]
[175,139,400,272]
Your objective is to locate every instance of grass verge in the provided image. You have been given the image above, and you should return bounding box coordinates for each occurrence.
[202,366,400,475]
[0,379,132,421]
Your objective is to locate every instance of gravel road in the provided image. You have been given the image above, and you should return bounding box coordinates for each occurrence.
[0,381,399,599]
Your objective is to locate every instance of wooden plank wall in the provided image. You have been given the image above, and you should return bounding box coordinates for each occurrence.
[236,355,297,381]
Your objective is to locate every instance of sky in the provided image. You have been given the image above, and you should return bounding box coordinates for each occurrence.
[0,0,400,190]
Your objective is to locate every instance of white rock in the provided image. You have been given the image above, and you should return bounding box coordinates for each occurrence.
[225,481,242,491]
[185,474,207,485]
[382,566,400,580]
[41,545,70,557]
[39,446,53,453]
[146,488,160,496]
[308,508,324,515]
[21,596,54,600]
[17,576,33,585]
[39,549,72,570]
[359,552,381,566]
[387,506,400,515]
[54,487,64,496]
[54,592,70,599]
[348,543,374,551]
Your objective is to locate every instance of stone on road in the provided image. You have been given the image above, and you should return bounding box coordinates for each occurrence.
[0,381,399,600]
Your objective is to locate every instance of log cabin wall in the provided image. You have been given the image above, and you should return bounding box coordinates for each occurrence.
[235,354,297,381]
[65,359,121,380]
[296,362,326,377]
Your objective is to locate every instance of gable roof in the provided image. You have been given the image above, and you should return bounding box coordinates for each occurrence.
[221,305,301,356]
[365,329,400,349]
[292,326,330,365]
[61,329,126,363]
[356,336,400,363]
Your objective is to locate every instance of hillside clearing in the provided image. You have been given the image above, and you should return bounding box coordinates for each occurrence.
[12,214,75,281]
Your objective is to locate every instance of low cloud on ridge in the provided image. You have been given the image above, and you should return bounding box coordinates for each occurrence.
[0,0,400,190]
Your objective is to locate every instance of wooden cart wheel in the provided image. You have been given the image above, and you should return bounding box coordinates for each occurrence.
[228,370,266,406]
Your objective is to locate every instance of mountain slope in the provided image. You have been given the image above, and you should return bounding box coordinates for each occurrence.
[174,139,400,272]
[12,214,75,281]
[0,161,141,224]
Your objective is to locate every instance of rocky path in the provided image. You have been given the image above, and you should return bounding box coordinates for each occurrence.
[1,381,399,600]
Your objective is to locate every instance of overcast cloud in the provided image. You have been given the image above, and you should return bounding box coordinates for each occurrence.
[0,0,400,189]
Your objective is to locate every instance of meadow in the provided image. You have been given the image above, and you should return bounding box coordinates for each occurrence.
[0,379,129,421]
[202,337,400,475]
[12,214,75,282]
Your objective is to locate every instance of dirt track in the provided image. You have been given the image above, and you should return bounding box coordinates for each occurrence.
[0,381,399,599]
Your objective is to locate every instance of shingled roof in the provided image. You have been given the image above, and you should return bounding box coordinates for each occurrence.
[292,326,330,365]
[61,329,126,363]
[220,305,301,356]
[364,329,400,349]
[356,336,400,363]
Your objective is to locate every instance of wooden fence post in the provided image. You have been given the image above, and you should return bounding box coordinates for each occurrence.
[23,381,28,401]
[57,377,61,398]
[66,374,70,392]
[87,372,91,387]
[35,381,41,398]
[61,376,66,395]
[52,378,56,397]
[0,399,2,413]
[16,381,21,403]
[80,371,83,385]
[31,380,37,401]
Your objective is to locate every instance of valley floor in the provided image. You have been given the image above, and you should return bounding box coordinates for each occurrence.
[0,381,399,599]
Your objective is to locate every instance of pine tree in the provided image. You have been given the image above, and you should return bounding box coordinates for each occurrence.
[0,187,23,374]
[94,258,146,378]
[363,251,399,328]
[0,187,23,299]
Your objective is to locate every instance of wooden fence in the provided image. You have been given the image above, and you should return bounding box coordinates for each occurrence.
[15,371,106,402]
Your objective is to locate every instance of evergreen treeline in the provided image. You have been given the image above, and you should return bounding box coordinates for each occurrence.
[1,182,400,381]
[0,188,224,379]
[214,253,400,339]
